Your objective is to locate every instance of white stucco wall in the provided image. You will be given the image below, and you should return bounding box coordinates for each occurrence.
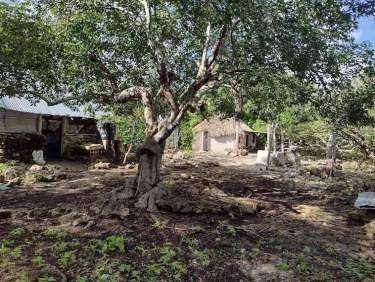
[209,134,236,154]
[0,110,39,133]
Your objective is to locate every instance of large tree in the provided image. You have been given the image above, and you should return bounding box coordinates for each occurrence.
[1,0,372,210]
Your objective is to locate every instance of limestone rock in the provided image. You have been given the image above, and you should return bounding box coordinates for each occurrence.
[59,211,82,224]
[94,162,114,170]
[29,164,45,172]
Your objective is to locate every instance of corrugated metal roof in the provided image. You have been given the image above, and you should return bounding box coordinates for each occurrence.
[0,96,100,118]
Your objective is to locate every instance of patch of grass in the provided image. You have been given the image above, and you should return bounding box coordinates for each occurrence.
[32,256,46,268]
[344,257,375,280]
[159,242,187,280]
[58,251,76,268]
[275,262,290,271]
[222,224,237,237]
[103,236,125,253]
[15,272,31,282]
[49,241,80,256]
[91,258,121,282]
[295,256,313,274]
[192,249,210,267]
[43,228,69,239]
[0,161,16,173]
[10,227,29,237]
[182,236,199,249]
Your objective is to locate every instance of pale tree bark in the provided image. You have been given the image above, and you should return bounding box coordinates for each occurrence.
[326,131,337,177]
[234,92,243,153]
[111,1,229,211]
[280,130,285,153]
[266,123,274,170]
[272,124,277,154]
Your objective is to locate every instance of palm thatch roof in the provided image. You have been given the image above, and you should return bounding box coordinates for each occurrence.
[194,118,254,137]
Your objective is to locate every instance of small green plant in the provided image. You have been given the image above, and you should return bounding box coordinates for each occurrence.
[182,237,199,249]
[43,228,68,239]
[32,256,46,268]
[295,256,312,274]
[223,225,237,236]
[193,249,210,267]
[276,262,290,271]
[190,225,205,233]
[16,272,31,282]
[0,162,15,173]
[76,277,89,282]
[10,227,28,237]
[152,219,166,229]
[103,236,125,253]
[118,263,133,274]
[49,242,69,255]
[344,257,375,279]
[58,251,76,268]
[159,243,187,279]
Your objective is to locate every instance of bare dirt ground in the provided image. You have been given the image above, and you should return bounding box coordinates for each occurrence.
[0,153,374,281]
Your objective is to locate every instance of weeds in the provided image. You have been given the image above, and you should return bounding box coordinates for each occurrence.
[58,251,76,268]
[344,257,375,279]
[42,228,68,239]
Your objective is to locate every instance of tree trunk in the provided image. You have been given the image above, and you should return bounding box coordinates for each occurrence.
[326,131,337,177]
[123,144,133,164]
[280,130,285,153]
[234,119,240,153]
[266,123,274,170]
[272,125,277,154]
[134,137,166,211]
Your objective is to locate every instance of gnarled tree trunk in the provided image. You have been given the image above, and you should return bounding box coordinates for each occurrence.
[135,137,166,211]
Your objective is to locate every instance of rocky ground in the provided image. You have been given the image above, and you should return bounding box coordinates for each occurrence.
[0,152,374,281]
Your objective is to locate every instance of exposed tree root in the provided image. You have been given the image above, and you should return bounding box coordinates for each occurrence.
[135,184,166,212]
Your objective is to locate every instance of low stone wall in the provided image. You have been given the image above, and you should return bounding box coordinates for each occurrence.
[63,134,100,160]
[0,132,44,163]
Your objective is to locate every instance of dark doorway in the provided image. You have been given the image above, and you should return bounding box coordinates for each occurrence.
[42,117,63,159]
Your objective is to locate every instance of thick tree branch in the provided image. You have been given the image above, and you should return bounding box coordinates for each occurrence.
[115,86,157,133]
[141,0,178,112]
[198,22,212,77]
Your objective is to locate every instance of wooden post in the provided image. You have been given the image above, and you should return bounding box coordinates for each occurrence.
[60,117,69,157]
[37,115,43,134]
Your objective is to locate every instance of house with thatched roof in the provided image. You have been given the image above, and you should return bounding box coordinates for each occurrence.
[192,118,257,154]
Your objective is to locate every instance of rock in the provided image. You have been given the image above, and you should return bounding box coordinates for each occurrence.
[59,211,82,224]
[0,209,12,219]
[124,152,137,164]
[49,207,70,217]
[54,173,68,181]
[28,207,49,218]
[237,260,294,282]
[101,202,130,219]
[7,177,22,186]
[72,215,93,227]
[4,167,23,181]
[29,164,45,172]
[125,164,135,169]
[239,149,248,156]
[180,173,190,180]
[94,162,113,170]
